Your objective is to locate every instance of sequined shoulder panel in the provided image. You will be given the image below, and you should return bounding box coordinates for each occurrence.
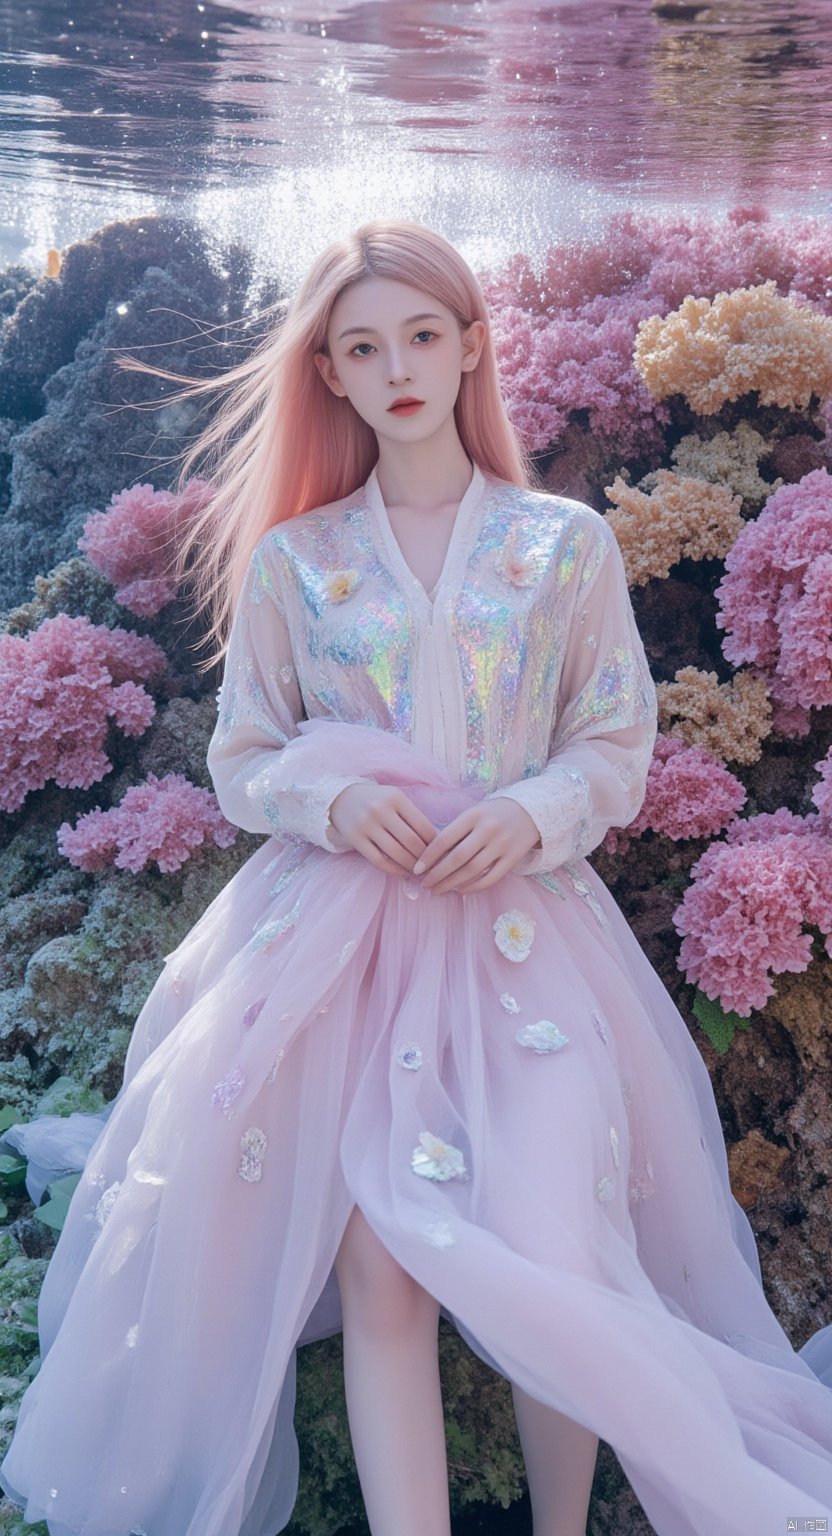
[451,487,610,788]
[263,497,419,737]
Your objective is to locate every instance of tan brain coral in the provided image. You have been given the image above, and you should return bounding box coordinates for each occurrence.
[656,666,772,766]
[641,420,784,513]
[633,279,832,415]
[603,470,745,585]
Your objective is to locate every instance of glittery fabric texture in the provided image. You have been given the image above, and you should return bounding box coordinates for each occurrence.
[206,463,658,875]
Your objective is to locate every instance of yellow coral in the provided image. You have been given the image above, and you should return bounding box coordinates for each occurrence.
[634,279,832,415]
[656,666,772,766]
[639,421,783,513]
[603,470,744,585]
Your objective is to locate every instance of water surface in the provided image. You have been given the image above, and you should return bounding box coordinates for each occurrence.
[1,0,831,282]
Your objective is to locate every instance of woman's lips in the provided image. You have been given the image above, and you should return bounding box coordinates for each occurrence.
[388,400,425,415]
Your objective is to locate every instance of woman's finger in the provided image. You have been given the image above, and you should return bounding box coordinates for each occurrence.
[351,831,410,878]
[454,857,510,894]
[387,812,433,861]
[394,797,440,846]
[426,836,496,893]
[372,824,423,872]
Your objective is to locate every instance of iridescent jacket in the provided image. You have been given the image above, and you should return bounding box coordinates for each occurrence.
[206,459,658,877]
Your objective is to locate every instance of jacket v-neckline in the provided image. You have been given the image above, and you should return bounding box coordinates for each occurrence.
[363,459,489,618]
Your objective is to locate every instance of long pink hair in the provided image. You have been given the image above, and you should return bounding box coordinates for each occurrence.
[116,218,540,673]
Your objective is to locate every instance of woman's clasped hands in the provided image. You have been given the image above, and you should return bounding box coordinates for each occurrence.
[329,782,541,894]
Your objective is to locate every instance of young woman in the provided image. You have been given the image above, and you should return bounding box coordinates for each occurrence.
[2,219,831,1536]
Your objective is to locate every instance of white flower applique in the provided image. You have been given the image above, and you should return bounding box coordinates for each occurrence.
[238,1126,268,1182]
[493,909,535,962]
[411,1131,467,1182]
[516,1019,570,1054]
[421,1218,456,1248]
[324,568,361,603]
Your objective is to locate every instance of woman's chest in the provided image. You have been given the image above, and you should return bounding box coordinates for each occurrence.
[382,500,461,596]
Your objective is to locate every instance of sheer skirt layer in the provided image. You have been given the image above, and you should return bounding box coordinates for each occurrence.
[1,817,831,1536]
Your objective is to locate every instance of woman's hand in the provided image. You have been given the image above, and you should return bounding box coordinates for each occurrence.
[411,798,542,894]
[329,782,438,879]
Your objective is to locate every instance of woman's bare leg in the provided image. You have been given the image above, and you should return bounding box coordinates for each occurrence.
[334,1203,452,1536]
[511,1380,599,1536]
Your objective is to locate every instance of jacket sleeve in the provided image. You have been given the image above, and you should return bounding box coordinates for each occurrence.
[486,511,658,877]
[205,536,370,853]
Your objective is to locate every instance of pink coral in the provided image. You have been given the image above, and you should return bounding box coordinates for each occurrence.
[723,806,824,843]
[0,613,167,813]
[811,747,832,826]
[78,477,214,618]
[480,206,832,322]
[672,820,832,1016]
[495,292,672,462]
[714,467,832,718]
[603,734,746,854]
[57,772,238,874]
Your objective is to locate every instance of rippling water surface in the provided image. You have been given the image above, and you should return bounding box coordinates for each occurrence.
[1,0,831,283]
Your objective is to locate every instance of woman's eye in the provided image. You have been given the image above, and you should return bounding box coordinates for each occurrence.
[349,330,436,357]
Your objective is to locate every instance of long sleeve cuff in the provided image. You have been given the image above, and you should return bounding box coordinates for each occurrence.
[487,765,594,876]
[242,763,370,853]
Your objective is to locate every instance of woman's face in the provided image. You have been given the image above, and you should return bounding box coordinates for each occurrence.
[315,275,484,442]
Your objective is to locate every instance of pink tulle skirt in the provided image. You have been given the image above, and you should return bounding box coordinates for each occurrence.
[2,719,832,1536]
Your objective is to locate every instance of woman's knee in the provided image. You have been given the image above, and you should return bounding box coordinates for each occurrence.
[336,1205,438,1330]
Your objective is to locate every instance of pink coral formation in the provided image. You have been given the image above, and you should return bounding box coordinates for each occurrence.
[633,279,832,416]
[655,666,772,766]
[811,747,832,824]
[603,733,746,854]
[603,470,745,585]
[491,293,671,462]
[0,612,167,813]
[479,206,832,321]
[714,467,832,718]
[57,772,238,873]
[78,477,213,618]
[672,814,832,1016]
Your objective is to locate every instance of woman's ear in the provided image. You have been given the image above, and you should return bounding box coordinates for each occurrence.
[461,319,486,372]
[314,350,345,397]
